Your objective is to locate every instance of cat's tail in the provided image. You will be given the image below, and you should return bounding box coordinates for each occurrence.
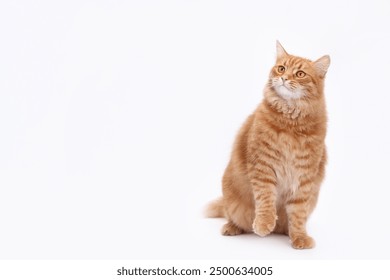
[204,197,225,218]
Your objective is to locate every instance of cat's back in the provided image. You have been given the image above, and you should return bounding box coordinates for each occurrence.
[221,113,256,211]
[230,113,256,172]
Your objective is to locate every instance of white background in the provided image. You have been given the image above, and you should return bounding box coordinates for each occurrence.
[0,0,390,260]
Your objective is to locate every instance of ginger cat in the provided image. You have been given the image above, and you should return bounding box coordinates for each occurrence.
[206,41,330,249]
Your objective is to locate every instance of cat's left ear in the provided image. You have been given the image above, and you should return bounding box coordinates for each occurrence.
[276,40,288,59]
[313,55,331,78]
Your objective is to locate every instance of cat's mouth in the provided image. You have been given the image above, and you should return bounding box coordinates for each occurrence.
[275,85,303,100]
[276,83,293,93]
[279,84,290,90]
[270,78,304,100]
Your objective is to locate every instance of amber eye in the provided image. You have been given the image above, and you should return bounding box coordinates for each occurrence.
[277,65,285,73]
[296,70,306,78]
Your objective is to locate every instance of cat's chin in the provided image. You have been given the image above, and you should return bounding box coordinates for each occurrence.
[275,86,303,100]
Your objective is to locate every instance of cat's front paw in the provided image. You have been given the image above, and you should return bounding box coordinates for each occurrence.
[221,222,244,236]
[252,213,277,237]
[291,235,315,249]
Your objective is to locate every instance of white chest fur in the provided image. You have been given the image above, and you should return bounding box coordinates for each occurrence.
[274,146,302,206]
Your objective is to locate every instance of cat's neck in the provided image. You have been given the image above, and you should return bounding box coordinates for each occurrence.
[259,88,327,136]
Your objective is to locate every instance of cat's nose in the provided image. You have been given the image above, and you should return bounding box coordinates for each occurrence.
[281,76,288,81]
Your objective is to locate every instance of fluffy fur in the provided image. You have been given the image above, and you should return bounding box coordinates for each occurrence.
[206,41,330,249]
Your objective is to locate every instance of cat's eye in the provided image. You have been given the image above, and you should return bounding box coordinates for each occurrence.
[296,70,306,78]
[277,65,285,73]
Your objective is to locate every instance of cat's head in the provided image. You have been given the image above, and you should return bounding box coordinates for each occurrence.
[269,41,330,101]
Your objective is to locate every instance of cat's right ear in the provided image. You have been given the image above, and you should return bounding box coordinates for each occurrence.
[276,40,288,59]
[313,55,331,78]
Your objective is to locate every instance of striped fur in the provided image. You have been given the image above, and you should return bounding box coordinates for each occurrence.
[206,41,330,249]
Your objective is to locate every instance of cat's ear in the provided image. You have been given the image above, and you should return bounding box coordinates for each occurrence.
[313,55,331,78]
[276,40,288,59]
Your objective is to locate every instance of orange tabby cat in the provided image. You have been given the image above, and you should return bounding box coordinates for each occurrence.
[206,41,330,249]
